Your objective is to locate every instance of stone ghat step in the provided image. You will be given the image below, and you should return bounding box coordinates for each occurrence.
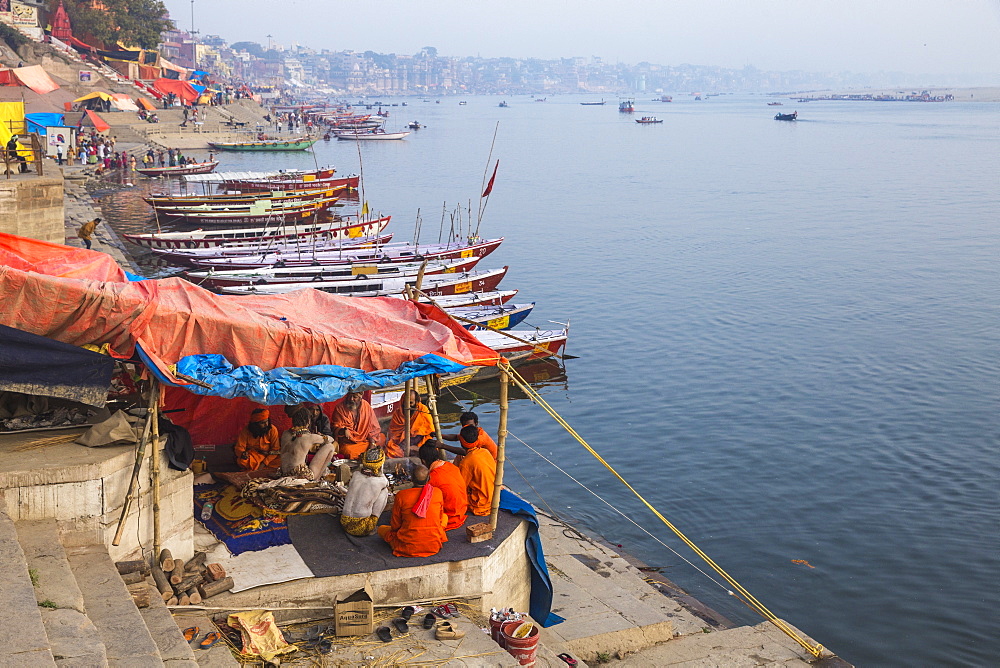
[15,519,108,666]
[140,585,202,666]
[66,543,163,666]
[0,508,57,665]
[535,512,707,664]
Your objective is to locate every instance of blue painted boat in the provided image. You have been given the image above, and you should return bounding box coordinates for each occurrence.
[445,302,534,330]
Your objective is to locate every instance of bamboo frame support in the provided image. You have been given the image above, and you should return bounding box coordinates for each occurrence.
[425,374,443,443]
[403,379,412,458]
[150,379,162,559]
[111,384,157,546]
[489,361,509,530]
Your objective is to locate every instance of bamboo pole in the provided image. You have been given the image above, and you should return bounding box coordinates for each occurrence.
[425,375,443,443]
[112,385,157,546]
[402,379,412,458]
[150,379,162,559]
[489,361,509,530]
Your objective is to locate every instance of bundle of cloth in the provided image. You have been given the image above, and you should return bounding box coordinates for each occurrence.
[240,476,345,514]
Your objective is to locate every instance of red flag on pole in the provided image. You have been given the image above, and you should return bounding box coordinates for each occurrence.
[482,159,499,198]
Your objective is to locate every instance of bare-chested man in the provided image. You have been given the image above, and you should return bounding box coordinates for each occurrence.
[280,408,336,480]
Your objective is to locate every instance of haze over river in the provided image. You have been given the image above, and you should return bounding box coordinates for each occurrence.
[102,93,999,665]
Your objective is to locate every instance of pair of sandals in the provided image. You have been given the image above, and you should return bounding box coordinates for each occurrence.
[182,626,221,650]
[376,605,415,642]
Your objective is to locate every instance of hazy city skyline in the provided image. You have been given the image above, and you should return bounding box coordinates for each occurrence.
[162,0,1000,81]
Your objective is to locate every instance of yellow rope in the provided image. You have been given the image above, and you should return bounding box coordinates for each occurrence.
[505,366,825,659]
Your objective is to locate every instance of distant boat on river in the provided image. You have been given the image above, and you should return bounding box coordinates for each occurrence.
[774,111,798,121]
[580,100,606,106]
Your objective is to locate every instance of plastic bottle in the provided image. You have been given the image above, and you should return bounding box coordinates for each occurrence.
[200,501,214,521]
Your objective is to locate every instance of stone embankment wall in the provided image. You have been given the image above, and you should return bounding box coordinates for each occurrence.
[0,175,65,243]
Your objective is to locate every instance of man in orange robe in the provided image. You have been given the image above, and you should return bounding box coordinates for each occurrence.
[457,425,497,516]
[234,408,281,471]
[330,392,384,459]
[378,465,448,557]
[441,411,497,463]
[419,441,468,531]
[385,389,435,459]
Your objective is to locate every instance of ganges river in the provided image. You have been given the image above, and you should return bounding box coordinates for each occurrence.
[98,94,1000,666]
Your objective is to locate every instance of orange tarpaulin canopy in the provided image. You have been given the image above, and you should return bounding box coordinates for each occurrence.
[137,97,156,111]
[0,65,60,95]
[0,232,500,381]
[152,78,199,104]
[82,109,110,132]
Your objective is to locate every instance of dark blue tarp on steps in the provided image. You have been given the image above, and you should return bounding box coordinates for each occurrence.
[499,489,565,627]
[0,323,115,406]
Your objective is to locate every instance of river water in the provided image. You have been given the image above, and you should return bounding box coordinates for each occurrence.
[98,94,999,665]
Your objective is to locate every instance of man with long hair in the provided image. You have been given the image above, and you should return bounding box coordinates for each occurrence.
[234,408,281,471]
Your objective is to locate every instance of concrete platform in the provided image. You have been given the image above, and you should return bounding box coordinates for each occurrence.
[0,428,194,562]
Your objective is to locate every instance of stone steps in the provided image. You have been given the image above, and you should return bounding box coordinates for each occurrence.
[535,512,706,664]
[0,508,57,665]
[66,543,163,666]
[15,519,108,666]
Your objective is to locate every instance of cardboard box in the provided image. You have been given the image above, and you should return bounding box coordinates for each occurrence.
[335,584,374,636]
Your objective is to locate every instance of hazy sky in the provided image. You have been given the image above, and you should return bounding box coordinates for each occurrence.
[162,0,1000,77]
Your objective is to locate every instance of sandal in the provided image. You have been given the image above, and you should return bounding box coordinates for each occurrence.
[198,631,222,649]
[422,613,436,629]
[182,626,199,642]
[391,617,409,634]
[318,639,333,654]
[400,605,415,621]
[557,653,579,666]
[435,620,465,640]
[376,626,392,643]
[444,603,459,617]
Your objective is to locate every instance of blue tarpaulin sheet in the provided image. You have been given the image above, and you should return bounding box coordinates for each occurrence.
[499,489,564,627]
[25,112,67,135]
[137,348,467,405]
[0,323,115,407]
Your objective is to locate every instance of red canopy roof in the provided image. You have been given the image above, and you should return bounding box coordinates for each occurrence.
[82,109,110,132]
[152,78,199,105]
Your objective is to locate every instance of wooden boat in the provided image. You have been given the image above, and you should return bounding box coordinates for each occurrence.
[207,138,318,151]
[774,111,798,121]
[389,290,517,308]
[182,256,482,289]
[136,161,218,177]
[407,121,424,129]
[768,102,784,106]
[186,236,504,270]
[635,117,663,124]
[151,197,341,226]
[473,326,569,360]
[218,266,509,297]
[123,216,391,251]
[580,100,605,106]
[148,233,394,265]
[498,101,509,108]
[619,99,635,113]
[335,129,410,141]
[446,302,534,330]
[145,185,344,208]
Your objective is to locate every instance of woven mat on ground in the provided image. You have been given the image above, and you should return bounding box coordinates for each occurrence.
[213,469,277,488]
[194,482,291,555]
[287,508,522,576]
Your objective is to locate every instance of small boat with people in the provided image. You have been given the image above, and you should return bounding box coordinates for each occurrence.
[407,121,424,129]
[136,161,218,177]
[774,111,798,121]
[498,101,509,108]
[619,99,635,113]
[635,117,663,124]
[207,137,318,151]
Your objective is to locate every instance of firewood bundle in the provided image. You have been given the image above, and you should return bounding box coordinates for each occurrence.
[146,549,233,606]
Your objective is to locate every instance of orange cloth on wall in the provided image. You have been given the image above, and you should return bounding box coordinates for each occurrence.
[234,425,281,471]
[379,485,448,557]
[429,459,468,531]
[385,401,434,458]
[458,446,496,516]
[330,399,384,459]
